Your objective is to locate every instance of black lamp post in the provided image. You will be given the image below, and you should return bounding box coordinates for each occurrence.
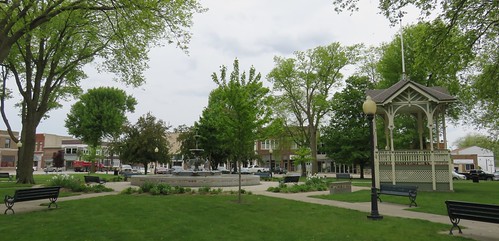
[154,147,159,174]
[363,96,383,220]
[269,149,273,177]
[16,141,22,179]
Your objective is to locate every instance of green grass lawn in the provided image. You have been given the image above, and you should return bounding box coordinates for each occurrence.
[0,194,473,241]
[315,180,499,215]
[0,173,120,198]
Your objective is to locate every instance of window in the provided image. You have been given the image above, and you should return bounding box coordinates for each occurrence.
[65,148,78,154]
[261,140,278,150]
[465,164,475,171]
[5,138,11,148]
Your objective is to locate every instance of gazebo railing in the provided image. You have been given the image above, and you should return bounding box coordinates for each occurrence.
[375,149,453,191]
[377,150,451,165]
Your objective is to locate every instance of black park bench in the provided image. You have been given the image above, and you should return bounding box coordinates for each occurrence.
[377,184,418,207]
[84,175,105,185]
[336,173,352,180]
[280,175,300,184]
[0,172,13,181]
[4,186,61,214]
[445,200,499,235]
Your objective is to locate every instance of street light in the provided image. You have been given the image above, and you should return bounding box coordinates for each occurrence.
[154,147,159,174]
[16,141,22,179]
[269,149,273,177]
[363,96,383,220]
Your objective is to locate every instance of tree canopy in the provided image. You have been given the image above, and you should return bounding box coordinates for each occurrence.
[453,133,499,159]
[322,76,375,178]
[267,42,359,174]
[65,87,136,148]
[0,1,206,66]
[118,113,170,174]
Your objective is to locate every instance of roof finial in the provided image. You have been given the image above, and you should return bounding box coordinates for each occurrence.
[399,11,407,81]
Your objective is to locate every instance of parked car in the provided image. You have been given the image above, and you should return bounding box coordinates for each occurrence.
[240,167,251,174]
[132,166,145,174]
[247,165,268,173]
[217,166,231,174]
[119,165,133,174]
[452,170,466,180]
[155,167,169,174]
[493,171,499,181]
[44,167,62,172]
[459,169,494,181]
[272,167,287,174]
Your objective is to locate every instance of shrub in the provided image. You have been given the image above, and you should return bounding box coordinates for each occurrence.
[140,182,156,193]
[198,186,211,194]
[121,187,139,195]
[89,184,114,193]
[156,183,172,195]
[47,174,86,192]
[172,186,186,194]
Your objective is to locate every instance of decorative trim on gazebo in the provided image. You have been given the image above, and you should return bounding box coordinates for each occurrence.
[366,80,457,191]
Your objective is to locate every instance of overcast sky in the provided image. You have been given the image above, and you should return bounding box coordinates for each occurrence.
[3,0,479,149]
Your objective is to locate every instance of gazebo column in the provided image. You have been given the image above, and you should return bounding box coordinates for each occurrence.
[427,109,436,191]
[384,115,390,150]
[417,112,424,150]
[442,110,448,149]
[435,114,441,149]
[388,114,396,185]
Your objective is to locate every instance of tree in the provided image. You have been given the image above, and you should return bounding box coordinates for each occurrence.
[453,133,499,159]
[210,59,272,202]
[332,0,497,47]
[267,42,360,174]
[293,147,313,177]
[333,0,499,135]
[377,21,473,95]
[197,88,237,171]
[0,1,205,64]
[0,1,205,183]
[65,87,136,172]
[52,150,64,170]
[322,76,375,178]
[118,113,170,174]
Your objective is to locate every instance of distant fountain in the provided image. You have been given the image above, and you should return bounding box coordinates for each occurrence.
[174,132,218,176]
[129,130,260,187]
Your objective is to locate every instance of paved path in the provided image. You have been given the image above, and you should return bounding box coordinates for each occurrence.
[6,181,498,241]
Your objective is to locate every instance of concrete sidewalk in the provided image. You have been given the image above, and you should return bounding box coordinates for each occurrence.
[5,181,498,241]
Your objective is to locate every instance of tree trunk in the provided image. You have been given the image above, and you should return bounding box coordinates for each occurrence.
[300,162,306,177]
[17,122,36,184]
[309,126,318,174]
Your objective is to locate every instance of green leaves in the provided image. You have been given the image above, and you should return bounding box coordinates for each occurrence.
[268,42,358,173]
[203,59,272,163]
[65,87,136,148]
[118,113,171,173]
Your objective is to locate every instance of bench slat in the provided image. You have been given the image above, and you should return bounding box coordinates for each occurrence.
[4,186,61,214]
[378,184,418,207]
[445,200,499,235]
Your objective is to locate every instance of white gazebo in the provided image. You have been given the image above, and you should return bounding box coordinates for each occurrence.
[367,79,457,191]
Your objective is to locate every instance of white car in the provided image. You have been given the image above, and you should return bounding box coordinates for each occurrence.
[452,171,466,180]
[493,171,499,181]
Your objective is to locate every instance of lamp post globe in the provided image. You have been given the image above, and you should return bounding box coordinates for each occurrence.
[154,147,159,174]
[363,96,383,220]
[269,149,273,177]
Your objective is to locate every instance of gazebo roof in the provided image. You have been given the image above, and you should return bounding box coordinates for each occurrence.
[366,80,457,104]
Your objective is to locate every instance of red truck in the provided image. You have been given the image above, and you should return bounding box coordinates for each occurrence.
[73,161,104,172]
